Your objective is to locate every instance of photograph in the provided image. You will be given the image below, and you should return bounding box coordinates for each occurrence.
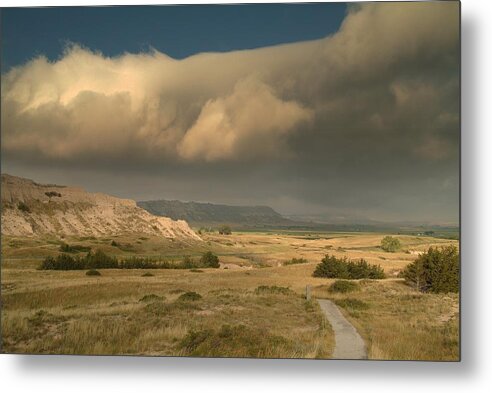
[1,1,460,361]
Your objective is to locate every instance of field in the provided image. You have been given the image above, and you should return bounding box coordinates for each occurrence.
[1,230,459,360]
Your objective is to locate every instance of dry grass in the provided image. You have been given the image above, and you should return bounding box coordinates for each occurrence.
[1,268,333,358]
[1,230,458,359]
[312,279,459,361]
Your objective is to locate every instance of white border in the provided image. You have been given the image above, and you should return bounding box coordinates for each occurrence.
[2,1,492,392]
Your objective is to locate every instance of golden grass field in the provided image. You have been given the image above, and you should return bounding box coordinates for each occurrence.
[1,230,459,360]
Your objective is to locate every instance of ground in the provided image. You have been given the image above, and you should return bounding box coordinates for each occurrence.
[1,230,459,360]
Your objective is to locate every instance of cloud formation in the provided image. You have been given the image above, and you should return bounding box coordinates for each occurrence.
[1,2,460,223]
[1,2,458,163]
[178,78,313,161]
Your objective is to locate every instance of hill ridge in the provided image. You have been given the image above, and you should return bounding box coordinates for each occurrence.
[137,199,293,227]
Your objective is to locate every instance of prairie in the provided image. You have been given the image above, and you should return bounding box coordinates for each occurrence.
[1,230,459,360]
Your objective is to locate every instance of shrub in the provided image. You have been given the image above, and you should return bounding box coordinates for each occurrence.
[39,250,221,271]
[39,250,116,270]
[400,246,459,293]
[284,257,308,266]
[141,272,154,277]
[178,256,195,269]
[179,324,291,357]
[313,255,385,279]
[218,225,232,235]
[177,291,202,301]
[119,256,164,269]
[86,269,101,276]
[200,251,220,268]
[254,285,293,295]
[45,191,62,200]
[190,269,204,273]
[86,250,118,269]
[179,329,214,353]
[39,254,85,270]
[347,259,385,279]
[329,280,359,293]
[139,294,163,302]
[313,255,349,278]
[381,236,401,252]
[17,202,31,213]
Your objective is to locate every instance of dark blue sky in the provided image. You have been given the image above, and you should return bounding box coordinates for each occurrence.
[1,3,347,71]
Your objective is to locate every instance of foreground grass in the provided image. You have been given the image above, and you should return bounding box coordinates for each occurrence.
[1,269,333,358]
[313,279,459,361]
[2,231,458,359]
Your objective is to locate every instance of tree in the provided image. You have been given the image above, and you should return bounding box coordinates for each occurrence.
[218,225,232,235]
[381,236,401,252]
[45,191,62,202]
[400,246,459,293]
[200,251,220,268]
[313,255,349,278]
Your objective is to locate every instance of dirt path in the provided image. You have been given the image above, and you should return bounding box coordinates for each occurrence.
[317,299,367,359]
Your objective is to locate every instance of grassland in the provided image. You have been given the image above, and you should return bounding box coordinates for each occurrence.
[1,230,459,360]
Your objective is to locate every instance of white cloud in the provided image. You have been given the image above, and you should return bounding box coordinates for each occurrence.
[1,2,459,164]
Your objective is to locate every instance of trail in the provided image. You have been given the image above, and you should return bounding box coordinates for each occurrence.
[317,299,367,359]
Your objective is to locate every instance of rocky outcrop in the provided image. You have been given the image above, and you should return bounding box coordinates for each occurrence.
[1,174,200,240]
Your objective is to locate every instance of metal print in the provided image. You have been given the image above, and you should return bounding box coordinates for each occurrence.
[0,2,460,360]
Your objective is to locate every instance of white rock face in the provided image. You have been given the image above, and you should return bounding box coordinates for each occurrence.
[1,174,201,240]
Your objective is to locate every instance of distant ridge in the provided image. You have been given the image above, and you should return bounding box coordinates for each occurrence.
[137,199,294,227]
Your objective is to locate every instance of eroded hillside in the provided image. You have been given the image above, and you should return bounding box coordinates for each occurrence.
[1,174,200,240]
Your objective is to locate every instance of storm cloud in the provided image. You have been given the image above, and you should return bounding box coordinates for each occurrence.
[1,2,460,224]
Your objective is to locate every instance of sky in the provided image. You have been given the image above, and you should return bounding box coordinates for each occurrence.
[0,2,460,225]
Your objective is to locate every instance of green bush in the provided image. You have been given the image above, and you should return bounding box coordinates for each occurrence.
[40,254,85,270]
[39,250,223,271]
[200,251,220,268]
[86,269,101,276]
[400,246,459,293]
[329,280,359,293]
[284,257,308,265]
[177,291,202,301]
[381,236,401,252]
[313,255,385,279]
[313,255,348,278]
[218,225,232,235]
[45,191,62,199]
[17,202,31,213]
